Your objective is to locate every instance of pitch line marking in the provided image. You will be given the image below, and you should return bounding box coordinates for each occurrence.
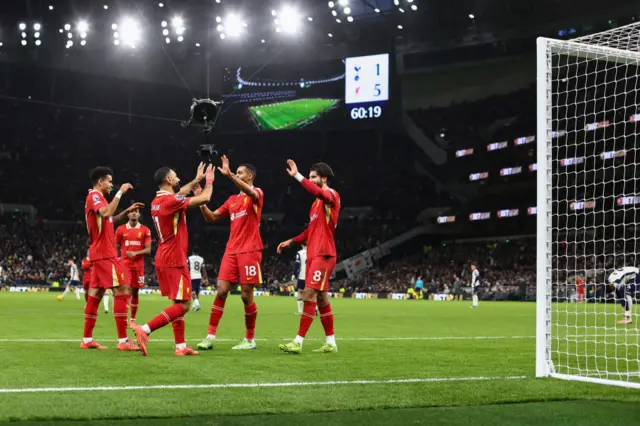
[0,336,536,343]
[0,375,529,394]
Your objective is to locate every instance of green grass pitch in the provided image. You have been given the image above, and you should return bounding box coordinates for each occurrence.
[248,99,339,130]
[0,293,639,425]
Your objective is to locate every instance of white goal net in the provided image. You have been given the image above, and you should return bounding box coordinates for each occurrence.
[537,23,640,388]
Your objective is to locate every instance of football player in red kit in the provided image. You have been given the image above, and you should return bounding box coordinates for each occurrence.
[82,167,144,350]
[277,160,340,354]
[115,207,152,329]
[135,163,215,356]
[196,155,263,351]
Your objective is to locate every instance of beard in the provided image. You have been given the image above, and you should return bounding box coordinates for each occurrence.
[171,181,181,193]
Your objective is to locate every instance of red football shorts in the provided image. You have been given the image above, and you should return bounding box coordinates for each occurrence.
[90,258,129,289]
[305,256,336,292]
[157,265,192,301]
[218,251,263,285]
[577,284,585,295]
[129,269,145,289]
[82,277,91,293]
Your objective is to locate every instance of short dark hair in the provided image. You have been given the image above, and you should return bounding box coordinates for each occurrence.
[154,167,172,186]
[310,162,334,180]
[89,167,113,186]
[239,163,257,179]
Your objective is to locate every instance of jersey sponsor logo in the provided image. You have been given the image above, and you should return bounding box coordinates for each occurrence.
[125,240,142,246]
[230,210,248,221]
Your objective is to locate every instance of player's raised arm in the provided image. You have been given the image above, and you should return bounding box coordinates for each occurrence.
[178,162,206,196]
[218,155,261,202]
[286,160,337,205]
[96,183,133,218]
[187,165,215,208]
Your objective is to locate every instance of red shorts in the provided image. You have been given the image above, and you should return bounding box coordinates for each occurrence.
[129,269,145,289]
[157,265,192,301]
[218,251,263,285]
[90,258,129,289]
[82,278,91,292]
[577,285,585,295]
[305,256,336,292]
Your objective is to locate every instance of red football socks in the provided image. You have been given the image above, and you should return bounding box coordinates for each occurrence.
[319,304,335,336]
[113,295,129,339]
[207,297,226,335]
[83,295,100,338]
[297,301,317,338]
[244,303,257,340]
[130,294,139,320]
[171,316,185,345]
[147,303,187,333]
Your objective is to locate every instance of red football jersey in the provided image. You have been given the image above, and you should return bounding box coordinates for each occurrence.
[217,188,264,254]
[85,189,117,261]
[151,191,189,267]
[81,257,92,286]
[295,186,340,259]
[115,223,152,270]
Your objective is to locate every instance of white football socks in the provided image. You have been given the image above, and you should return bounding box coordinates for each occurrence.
[297,299,303,314]
[326,335,336,346]
[472,295,479,307]
[294,335,304,345]
[103,294,110,312]
[61,288,69,299]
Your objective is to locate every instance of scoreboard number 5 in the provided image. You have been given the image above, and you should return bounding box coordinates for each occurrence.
[374,83,381,97]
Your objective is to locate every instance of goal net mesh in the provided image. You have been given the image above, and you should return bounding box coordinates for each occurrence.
[543,22,640,386]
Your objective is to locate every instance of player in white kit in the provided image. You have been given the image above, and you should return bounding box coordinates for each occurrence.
[608,266,639,325]
[291,244,307,315]
[471,263,480,308]
[59,258,81,300]
[188,252,206,312]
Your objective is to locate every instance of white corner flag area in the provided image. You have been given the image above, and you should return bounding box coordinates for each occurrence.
[536,23,640,388]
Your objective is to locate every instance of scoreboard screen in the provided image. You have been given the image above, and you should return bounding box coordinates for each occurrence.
[219,53,395,133]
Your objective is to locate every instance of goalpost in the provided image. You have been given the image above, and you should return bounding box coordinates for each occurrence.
[536,24,640,388]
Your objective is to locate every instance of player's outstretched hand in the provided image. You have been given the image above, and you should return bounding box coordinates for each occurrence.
[217,155,231,177]
[277,239,293,254]
[192,183,203,196]
[286,159,298,177]
[195,162,206,182]
[205,164,215,185]
[127,202,145,212]
[119,183,134,194]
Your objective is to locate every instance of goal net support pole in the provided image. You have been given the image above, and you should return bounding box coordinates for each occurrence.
[536,24,640,389]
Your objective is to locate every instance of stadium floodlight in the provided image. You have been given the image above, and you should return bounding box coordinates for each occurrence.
[537,24,640,389]
[19,23,26,31]
[21,40,27,46]
[66,40,73,48]
[118,18,142,48]
[33,23,41,31]
[468,14,475,19]
[374,8,380,13]
[261,38,265,43]
[344,7,351,14]
[338,0,348,5]
[177,35,184,42]
[49,5,54,10]
[347,16,353,22]
[172,17,184,29]
[397,24,403,29]
[195,42,200,47]
[0,42,3,47]
[216,16,222,23]
[58,29,63,33]
[332,10,337,16]
[336,18,341,23]
[35,39,41,46]
[224,14,246,38]
[80,40,86,46]
[21,32,27,38]
[328,33,333,37]
[411,5,418,10]
[220,33,226,39]
[275,6,302,34]
[165,37,170,44]
[77,21,89,33]
[162,29,169,36]
[111,23,118,30]
[67,33,73,39]
[158,2,164,7]
[161,20,167,27]
[103,5,109,10]
[308,17,313,22]
[64,23,71,31]
[34,32,40,38]
[113,39,120,45]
